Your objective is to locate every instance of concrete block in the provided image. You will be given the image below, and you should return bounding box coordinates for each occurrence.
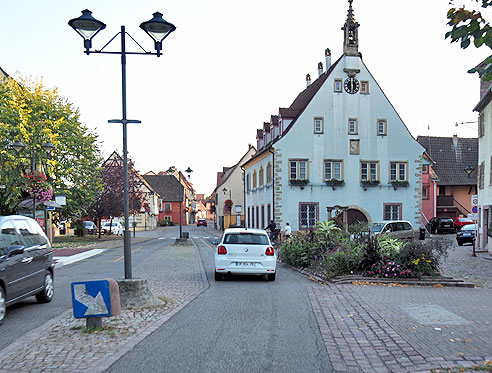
[117,278,162,309]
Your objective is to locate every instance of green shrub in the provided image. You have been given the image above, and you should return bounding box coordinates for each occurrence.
[396,238,450,277]
[74,220,85,237]
[318,247,362,278]
[377,234,405,259]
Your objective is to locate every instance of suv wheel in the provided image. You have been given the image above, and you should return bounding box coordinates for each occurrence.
[267,273,276,281]
[214,272,222,281]
[36,271,54,303]
[0,287,5,325]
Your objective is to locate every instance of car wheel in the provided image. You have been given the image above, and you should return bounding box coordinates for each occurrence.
[457,241,463,246]
[214,272,222,281]
[36,271,54,303]
[0,286,6,325]
[267,273,276,282]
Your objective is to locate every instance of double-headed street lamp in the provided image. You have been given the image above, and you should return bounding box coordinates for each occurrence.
[69,9,176,280]
[167,166,193,239]
[11,139,54,220]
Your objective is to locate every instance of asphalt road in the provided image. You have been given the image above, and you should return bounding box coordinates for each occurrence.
[106,230,332,373]
[0,229,178,351]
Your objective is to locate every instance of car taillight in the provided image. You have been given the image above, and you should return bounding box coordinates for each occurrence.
[218,245,227,255]
[265,246,274,256]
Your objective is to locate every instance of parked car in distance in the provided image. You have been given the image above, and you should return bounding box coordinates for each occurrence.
[83,221,97,235]
[452,217,475,232]
[368,221,415,240]
[456,223,477,246]
[429,217,455,234]
[102,222,123,236]
[0,215,54,325]
[214,228,276,281]
[197,219,207,227]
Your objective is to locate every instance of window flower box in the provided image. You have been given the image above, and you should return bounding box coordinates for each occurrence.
[289,179,309,189]
[391,180,409,189]
[360,180,380,190]
[325,179,344,190]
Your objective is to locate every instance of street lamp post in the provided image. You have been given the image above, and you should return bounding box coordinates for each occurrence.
[69,10,176,280]
[11,140,54,220]
[222,187,232,228]
[166,167,193,238]
[464,165,477,256]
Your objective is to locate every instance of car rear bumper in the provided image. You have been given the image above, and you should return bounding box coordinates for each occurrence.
[215,257,276,274]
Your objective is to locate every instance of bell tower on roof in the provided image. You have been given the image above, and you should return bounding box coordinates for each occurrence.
[342,0,359,56]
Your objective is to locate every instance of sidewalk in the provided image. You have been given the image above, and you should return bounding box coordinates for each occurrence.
[0,229,209,373]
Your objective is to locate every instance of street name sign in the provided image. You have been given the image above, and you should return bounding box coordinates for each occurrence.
[71,280,113,318]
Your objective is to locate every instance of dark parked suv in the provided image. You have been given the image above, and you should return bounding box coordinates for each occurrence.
[429,217,455,234]
[0,215,54,325]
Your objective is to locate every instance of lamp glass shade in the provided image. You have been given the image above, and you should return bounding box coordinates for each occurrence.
[69,9,106,40]
[166,166,175,174]
[140,12,176,42]
[185,167,193,174]
[42,141,54,155]
[11,140,25,153]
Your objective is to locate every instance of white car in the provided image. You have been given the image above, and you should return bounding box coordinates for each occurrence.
[102,222,123,236]
[214,228,276,281]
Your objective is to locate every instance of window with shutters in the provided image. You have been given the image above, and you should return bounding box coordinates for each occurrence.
[253,170,257,189]
[259,166,264,187]
[479,112,485,138]
[480,161,485,189]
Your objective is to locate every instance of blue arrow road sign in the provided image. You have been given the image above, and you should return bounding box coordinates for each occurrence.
[71,280,112,318]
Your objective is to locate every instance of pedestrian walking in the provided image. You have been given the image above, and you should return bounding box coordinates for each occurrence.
[285,222,292,240]
[265,220,277,242]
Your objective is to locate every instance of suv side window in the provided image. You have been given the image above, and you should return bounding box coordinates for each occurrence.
[0,221,19,256]
[14,219,46,247]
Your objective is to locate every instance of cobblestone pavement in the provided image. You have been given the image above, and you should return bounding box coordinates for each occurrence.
[0,234,208,373]
[438,234,492,288]
[308,234,492,372]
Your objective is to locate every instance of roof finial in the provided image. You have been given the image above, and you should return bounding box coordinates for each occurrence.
[342,0,359,56]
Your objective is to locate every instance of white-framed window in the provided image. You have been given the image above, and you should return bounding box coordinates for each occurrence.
[164,216,172,222]
[324,160,343,181]
[334,79,342,92]
[266,163,272,183]
[348,118,358,135]
[314,117,324,134]
[384,204,401,220]
[422,185,429,199]
[164,203,172,212]
[390,162,408,182]
[290,159,308,180]
[360,81,369,94]
[361,161,379,181]
[377,119,387,136]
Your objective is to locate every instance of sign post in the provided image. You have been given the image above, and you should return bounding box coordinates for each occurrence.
[470,195,478,256]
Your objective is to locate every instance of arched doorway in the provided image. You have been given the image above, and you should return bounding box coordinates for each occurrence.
[347,208,368,226]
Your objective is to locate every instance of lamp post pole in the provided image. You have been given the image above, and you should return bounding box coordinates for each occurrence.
[69,9,176,279]
[166,166,193,239]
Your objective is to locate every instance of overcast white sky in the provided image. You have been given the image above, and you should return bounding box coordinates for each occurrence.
[0,0,489,195]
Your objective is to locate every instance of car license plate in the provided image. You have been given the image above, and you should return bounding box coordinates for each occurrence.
[235,262,255,267]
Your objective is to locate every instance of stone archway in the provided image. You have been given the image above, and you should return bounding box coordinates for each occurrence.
[346,208,368,226]
[333,206,369,229]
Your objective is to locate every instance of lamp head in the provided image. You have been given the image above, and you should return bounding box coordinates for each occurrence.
[140,12,176,56]
[69,9,106,53]
[464,165,474,178]
[166,166,175,174]
[11,140,25,154]
[42,141,54,155]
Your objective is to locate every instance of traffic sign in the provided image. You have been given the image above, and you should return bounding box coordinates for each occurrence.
[46,206,55,211]
[71,280,112,318]
[468,213,478,220]
[472,206,478,214]
[471,195,478,207]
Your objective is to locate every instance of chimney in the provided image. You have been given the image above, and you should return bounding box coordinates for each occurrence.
[325,48,331,69]
[306,73,311,87]
[452,133,458,146]
[318,62,323,77]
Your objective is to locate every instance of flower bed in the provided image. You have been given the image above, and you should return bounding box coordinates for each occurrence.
[278,222,450,280]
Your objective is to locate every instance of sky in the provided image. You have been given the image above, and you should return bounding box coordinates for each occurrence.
[0,0,489,195]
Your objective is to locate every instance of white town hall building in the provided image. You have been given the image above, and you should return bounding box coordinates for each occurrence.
[242,0,426,232]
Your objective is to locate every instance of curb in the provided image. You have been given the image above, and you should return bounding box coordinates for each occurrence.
[96,237,210,372]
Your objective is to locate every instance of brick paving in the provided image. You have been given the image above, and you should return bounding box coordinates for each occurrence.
[0,233,208,373]
[308,234,492,372]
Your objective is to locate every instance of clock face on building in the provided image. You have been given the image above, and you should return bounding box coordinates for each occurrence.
[344,77,360,94]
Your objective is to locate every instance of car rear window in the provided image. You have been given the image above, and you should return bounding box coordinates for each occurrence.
[462,224,477,231]
[224,233,269,245]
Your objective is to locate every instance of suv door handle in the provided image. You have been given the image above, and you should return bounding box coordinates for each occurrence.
[21,257,33,264]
